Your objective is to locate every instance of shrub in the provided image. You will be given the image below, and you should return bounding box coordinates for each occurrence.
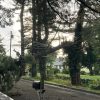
[89,84,100,90]
[62,69,69,74]
[81,79,92,85]
[80,71,87,75]
[53,68,60,74]
[89,80,100,90]
[46,68,55,80]
[0,55,21,92]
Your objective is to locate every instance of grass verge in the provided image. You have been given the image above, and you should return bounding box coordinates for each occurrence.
[22,76,100,94]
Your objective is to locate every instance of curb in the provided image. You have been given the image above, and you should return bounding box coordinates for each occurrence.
[22,78,100,96]
[45,82,100,96]
[0,92,14,100]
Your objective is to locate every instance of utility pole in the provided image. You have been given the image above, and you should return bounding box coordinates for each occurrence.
[10,31,13,57]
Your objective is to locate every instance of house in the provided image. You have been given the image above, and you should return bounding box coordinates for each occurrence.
[53,57,65,71]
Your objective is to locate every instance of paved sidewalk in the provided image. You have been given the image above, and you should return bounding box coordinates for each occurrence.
[0,92,13,100]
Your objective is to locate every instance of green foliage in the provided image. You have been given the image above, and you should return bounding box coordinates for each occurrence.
[0,35,6,55]
[0,2,13,28]
[53,68,60,74]
[46,53,57,67]
[46,78,71,86]
[81,75,100,80]
[82,18,100,75]
[89,80,100,90]
[80,71,87,75]
[46,66,60,80]
[89,84,100,90]
[46,66,55,80]
[94,64,100,75]
[0,55,21,92]
[62,67,69,74]
[94,61,100,75]
[24,54,36,77]
[54,74,100,90]
[55,73,70,80]
[24,54,35,64]
[80,75,100,90]
[81,44,96,73]
[81,79,92,86]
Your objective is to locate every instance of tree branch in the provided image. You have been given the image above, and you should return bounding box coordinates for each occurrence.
[47,41,73,54]
[47,0,70,24]
[77,0,100,13]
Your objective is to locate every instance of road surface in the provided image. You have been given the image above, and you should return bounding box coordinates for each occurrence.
[10,79,100,100]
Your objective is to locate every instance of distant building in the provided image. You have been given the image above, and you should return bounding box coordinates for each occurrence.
[53,57,65,71]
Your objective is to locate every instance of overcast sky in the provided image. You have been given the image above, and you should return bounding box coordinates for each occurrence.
[0,21,21,58]
[0,0,21,58]
[0,0,76,58]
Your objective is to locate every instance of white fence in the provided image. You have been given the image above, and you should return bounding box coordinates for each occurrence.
[0,92,14,100]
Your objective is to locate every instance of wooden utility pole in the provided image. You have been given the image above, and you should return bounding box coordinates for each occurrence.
[10,31,13,57]
[20,0,25,75]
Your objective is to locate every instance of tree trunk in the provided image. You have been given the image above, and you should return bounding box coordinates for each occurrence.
[43,0,49,42]
[89,66,94,75]
[31,0,37,77]
[86,43,94,76]
[20,2,25,75]
[67,45,81,85]
[71,4,85,85]
[70,69,80,85]
[37,0,42,42]
[39,56,46,89]
[68,3,85,85]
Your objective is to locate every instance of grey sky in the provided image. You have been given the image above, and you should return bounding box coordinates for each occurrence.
[0,0,76,58]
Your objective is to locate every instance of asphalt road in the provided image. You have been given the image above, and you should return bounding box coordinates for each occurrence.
[11,79,100,100]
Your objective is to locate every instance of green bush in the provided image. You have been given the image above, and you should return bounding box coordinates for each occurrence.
[53,68,60,74]
[62,69,69,74]
[89,84,100,90]
[0,55,21,92]
[81,79,92,85]
[80,71,87,75]
[89,80,100,90]
[46,68,55,80]
[81,77,100,90]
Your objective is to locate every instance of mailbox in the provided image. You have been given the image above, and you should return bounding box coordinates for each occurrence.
[32,81,41,90]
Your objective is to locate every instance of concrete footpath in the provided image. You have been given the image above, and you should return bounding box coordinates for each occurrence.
[0,92,13,100]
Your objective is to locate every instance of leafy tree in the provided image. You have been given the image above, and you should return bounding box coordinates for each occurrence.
[82,18,100,75]
[62,0,100,85]
[82,43,96,75]
[0,3,13,28]
[2,0,99,87]
[14,0,28,75]
[46,52,57,67]
[0,36,5,55]
[24,53,36,76]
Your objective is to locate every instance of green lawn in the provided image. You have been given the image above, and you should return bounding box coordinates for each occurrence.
[81,75,100,80]
[56,73,100,80]
[46,78,71,86]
